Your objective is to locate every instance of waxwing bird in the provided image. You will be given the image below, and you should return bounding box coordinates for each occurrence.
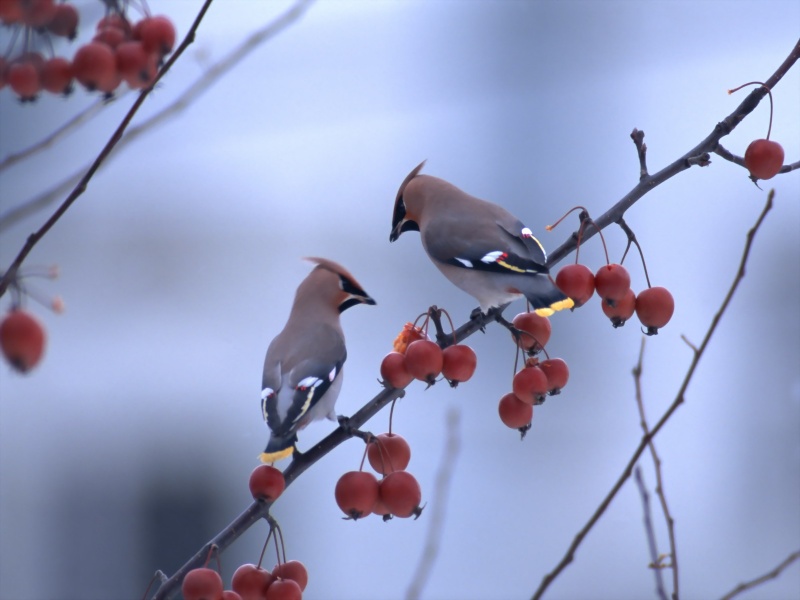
[390,161,573,315]
[260,258,375,463]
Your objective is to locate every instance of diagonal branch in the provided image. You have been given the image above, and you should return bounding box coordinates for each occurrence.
[545,37,799,267]
[530,191,774,600]
[717,550,800,600]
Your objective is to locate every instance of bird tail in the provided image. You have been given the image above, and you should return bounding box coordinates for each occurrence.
[521,277,574,316]
[259,433,297,463]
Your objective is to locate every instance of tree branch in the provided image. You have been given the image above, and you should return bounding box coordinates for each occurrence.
[530,191,774,600]
[717,550,800,600]
[545,37,799,267]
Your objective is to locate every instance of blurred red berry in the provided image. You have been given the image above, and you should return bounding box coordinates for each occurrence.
[744,139,784,180]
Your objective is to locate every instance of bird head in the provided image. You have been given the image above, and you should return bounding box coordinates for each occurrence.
[390,160,427,242]
[303,257,376,313]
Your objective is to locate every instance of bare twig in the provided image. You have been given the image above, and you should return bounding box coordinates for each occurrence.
[633,467,668,600]
[531,191,774,600]
[0,0,316,235]
[0,96,117,173]
[545,38,799,267]
[633,337,679,599]
[714,143,800,174]
[631,128,649,180]
[0,0,217,297]
[406,405,462,600]
[717,550,800,600]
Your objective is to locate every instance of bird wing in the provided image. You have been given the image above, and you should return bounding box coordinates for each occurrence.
[261,324,346,436]
[423,215,549,276]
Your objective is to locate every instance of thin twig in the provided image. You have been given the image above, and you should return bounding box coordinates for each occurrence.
[633,337,679,599]
[0,0,317,235]
[531,191,774,600]
[714,143,800,174]
[633,467,668,600]
[405,405,462,600]
[0,0,217,297]
[631,128,649,180]
[717,550,800,600]
[0,96,118,173]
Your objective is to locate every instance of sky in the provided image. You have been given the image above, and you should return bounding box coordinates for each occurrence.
[1,1,799,599]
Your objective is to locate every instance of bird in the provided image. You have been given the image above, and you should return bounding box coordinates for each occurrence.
[259,257,375,463]
[389,161,573,316]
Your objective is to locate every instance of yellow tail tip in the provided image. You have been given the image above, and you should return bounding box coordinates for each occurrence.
[259,447,294,463]
[534,297,574,317]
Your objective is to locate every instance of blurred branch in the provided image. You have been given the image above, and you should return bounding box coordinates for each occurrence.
[531,190,774,600]
[717,550,800,600]
[545,37,799,267]
[633,467,668,600]
[0,0,316,235]
[633,337,679,599]
[406,405,462,600]
[0,0,218,297]
[0,96,116,174]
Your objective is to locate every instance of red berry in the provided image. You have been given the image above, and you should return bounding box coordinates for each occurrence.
[73,42,119,92]
[441,344,477,385]
[40,57,73,95]
[379,351,413,389]
[271,561,308,592]
[379,471,422,519]
[539,358,569,394]
[231,564,273,600]
[46,2,78,38]
[498,392,533,429]
[744,139,784,180]
[249,465,285,501]
[512,364,548,405]
[1,309,46,373]
[96,13,131,34]
[334,471,378,520]
[135,15,177,55]
[265,579,302,600]
[404,339,443,385]
[601,288,636,327]
[0,0,23,24]
[93,26,128,49]
[555,263,595,307]
[20,0,56,28]
[635,286,675,334]
[367,433,411,474]
[182,568,224,600]
[511,311,551,352]
[7,61,41,101]
[223,591,244,600]
[594,263,631,305]
[116,41,159,88]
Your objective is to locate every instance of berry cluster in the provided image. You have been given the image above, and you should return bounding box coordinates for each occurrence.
[179,466,309,600]
[335,402,423,521]
[497,311,570,436]
[0,0,176,101]
[380,315,477,390]
[556,262,674,335]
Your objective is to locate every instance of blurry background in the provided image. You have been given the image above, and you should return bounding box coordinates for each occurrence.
[1,1,799,599]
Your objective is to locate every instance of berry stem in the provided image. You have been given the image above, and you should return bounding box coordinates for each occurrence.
[388,397,398,435]
[256,525,275,569]
[728,81,775,140]
[617,217,652,288]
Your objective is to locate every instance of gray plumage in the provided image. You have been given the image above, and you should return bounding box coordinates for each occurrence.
[260,258,375,462]
[390,162,572,314]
